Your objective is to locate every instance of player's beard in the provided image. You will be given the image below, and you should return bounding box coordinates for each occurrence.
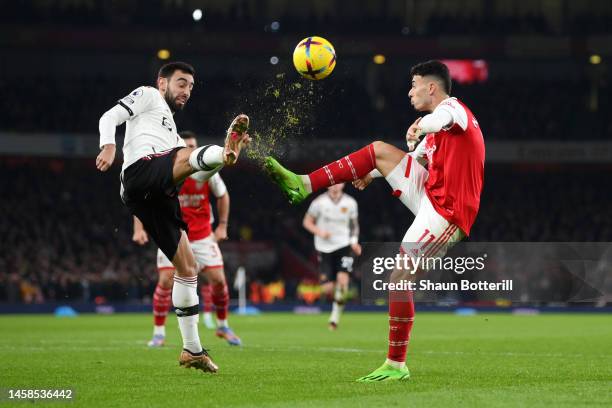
[164,89,185,112]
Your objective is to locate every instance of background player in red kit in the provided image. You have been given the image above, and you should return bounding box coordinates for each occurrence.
[133,131,241,347]
[265,60,485,382]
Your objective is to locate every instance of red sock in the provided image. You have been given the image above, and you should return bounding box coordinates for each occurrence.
[152,284,172,326]
[200,283,213,313]
[212,283,229,320]
[387,289,415,364]
[308,144,376,192]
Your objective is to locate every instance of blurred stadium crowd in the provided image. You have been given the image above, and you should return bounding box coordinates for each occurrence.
[1,157,610,303]
[4,0,612,36]
[2,77,610,141]
[1,0,611,304]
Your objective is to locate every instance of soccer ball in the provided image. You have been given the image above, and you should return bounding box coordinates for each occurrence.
[293,36,336,80]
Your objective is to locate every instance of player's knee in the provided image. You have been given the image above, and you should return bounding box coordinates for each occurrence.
[175,147,197,171]
[175,146,195,163]
[371,140,390,159]
[175,261,198,278]
[186,263,199,277]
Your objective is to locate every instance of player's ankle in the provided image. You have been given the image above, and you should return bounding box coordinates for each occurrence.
[385,358,406,369]
[153,325,166,337]
[300,175,312,193]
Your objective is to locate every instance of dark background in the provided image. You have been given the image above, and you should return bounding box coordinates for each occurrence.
[1,0,611,305]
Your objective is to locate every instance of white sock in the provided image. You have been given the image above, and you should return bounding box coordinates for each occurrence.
[300,175,312,193]
[330,286,345,323]
[172,275,203,354]
[189,145,224,171]
[177,314,201,353]
[385,358,406,369]
[153,325,165,337]
[330,302,343,324]
[217,319,228,328]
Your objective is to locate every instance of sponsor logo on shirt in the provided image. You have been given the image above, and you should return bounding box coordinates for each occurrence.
[124,97,135,105]
[179,194,206,208]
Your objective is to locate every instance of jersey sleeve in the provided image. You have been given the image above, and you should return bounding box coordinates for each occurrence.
[349,198,358,219]
[410,138,428,161]
[208,173,227,198]
[306,198,320,219]
[99,104,130,148]
[117,86,157,119]
[434,98,468,131]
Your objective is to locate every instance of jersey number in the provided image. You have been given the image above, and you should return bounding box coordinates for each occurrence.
[413,229,436,256]
[341,256,354,272]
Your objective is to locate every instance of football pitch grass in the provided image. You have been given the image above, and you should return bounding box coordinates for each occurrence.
[1,312,611,407]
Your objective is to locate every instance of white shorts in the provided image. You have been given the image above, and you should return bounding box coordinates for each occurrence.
[385,154,464,260]
[157,235,224,272]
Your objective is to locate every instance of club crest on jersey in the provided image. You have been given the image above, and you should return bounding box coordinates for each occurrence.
[131,89,143,97]
[341,207,348,213]
[161,117,173,132]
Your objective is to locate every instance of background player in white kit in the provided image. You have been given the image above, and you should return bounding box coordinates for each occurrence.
[133,131,242,348]
[96,61,250,373]
[303,183,361,330]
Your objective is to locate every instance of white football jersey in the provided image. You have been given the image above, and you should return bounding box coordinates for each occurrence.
[117,86,186,170]
[307,192,358,253]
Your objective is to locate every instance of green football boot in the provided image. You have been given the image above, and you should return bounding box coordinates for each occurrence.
[356,363,410,382]
[264,156,309,205]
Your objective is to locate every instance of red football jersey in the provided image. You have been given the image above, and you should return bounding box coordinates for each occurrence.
[423,98,485,235]
[178,177,213,241]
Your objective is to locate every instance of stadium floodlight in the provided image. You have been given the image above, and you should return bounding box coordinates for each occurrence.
[157,49,170,60]
[373,54,386,64]
[590,54,602,65]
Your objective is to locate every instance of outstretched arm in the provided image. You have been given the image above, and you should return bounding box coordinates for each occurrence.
[132,216,149,245]
[349,217,362,256]
[406,110,453,151]
[96,104,130,171]
[207,173,230,241]
[353,173,374,191]
[97,86,158,172]
[303,213,330,239]
[214,193,230,241]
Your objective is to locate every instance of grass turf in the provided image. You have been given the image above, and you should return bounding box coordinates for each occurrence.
[0,312,611,407]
